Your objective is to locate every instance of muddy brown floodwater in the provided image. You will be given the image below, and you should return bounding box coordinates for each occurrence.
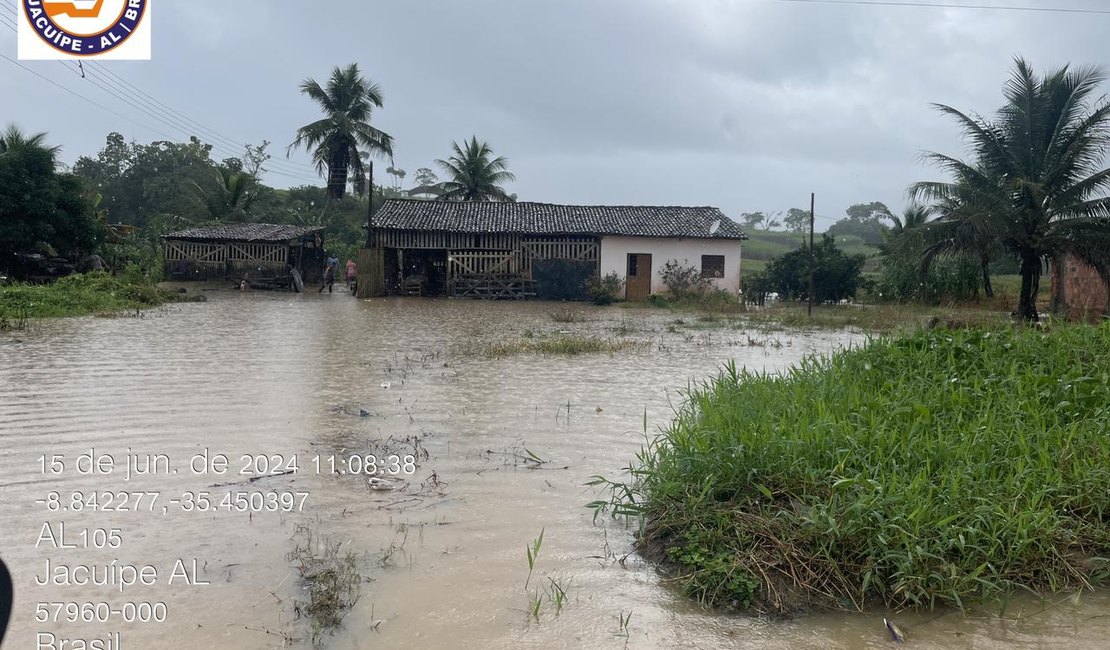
[1,293,1108,649]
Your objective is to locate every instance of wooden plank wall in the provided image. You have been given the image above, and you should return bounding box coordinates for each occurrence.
[356,247,386,298]
[163,239,290,280]
[378,229,519,251]
[447,251,522,279]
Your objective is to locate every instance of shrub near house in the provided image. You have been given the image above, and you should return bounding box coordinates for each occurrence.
[764,235,865,302]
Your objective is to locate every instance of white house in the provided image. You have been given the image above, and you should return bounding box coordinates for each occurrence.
[365,200,746,300]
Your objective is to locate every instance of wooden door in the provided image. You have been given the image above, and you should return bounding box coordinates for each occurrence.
[625,253,652,301]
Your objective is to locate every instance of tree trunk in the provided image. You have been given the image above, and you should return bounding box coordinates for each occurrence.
[1049,253,1066,315]
[980,255,993,298]
[1017,250,1040,321]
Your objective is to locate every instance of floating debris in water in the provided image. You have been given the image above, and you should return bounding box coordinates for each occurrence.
[359,409,371,417]
[367,477,394,491]
[380,381,391,389]
[883,618,906,643]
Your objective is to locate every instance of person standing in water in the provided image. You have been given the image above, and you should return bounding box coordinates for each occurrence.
[345,258,357,290]
[319,262,335,293]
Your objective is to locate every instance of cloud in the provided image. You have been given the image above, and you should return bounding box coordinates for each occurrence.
[5,0,1110,221]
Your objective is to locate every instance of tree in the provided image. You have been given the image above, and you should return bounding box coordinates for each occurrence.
[845,201,893,223]
[201,166,260,222]
[289,63,393,200]
[739,212,766,230]
[879,204,985,303]
[0,125,60,156]
[764,234,865,302]
[241,141,271,180]
[73,133,217,228]
[887,203,932,236]
[408,167,443,198]
[783,208,810,235]
[910,58,1110,320]
[435,137,516,201]
[0,126,100,268]
[827,202,892,246]
[412,167,438,187]
[385,165,406,190]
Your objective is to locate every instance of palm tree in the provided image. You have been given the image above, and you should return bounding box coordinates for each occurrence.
[435,137,516,201]
[910,58,1110,320]
[201,167,260,222]
[888,203,932,236]
[0,124,59,157]
[289,64,393,200]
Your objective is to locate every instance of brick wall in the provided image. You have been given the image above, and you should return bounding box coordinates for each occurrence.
[1052,254,1109,321]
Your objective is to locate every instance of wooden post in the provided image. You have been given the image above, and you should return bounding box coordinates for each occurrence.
[366,161,374,248]
[807,192,815,317]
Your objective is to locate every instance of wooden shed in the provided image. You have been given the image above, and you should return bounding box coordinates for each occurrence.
[163,223,325,282]
[360,200,745,300]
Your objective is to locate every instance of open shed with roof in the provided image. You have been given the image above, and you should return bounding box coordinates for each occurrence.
[163,223,326,283]
[362,200,746,300]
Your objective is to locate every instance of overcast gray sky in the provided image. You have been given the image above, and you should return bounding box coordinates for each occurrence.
[4,0,1110,228]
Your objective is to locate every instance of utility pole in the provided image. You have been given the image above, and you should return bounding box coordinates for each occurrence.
[807,192,815,318]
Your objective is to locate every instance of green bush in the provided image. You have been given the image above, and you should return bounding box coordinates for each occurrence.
[99,240,164,282]
[764,235,865,302]
[586,271,624,305]
[660,259,711,300]
[601,325,1110,613]
[877,255,982,303]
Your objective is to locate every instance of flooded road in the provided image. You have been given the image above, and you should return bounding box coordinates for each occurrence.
[1,292,1107,649]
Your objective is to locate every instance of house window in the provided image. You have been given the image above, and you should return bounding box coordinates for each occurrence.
[628,254,638,277]
[701,255,725,279]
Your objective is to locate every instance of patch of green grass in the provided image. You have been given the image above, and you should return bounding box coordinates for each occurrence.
[596,325,1110,614]
[741,259,768,273]
[741,230,808,261]
[742,303,1015,333]
[464,334,649,358]
[525,527,544,589]
[0,271,200,319]
[743,230,881,272]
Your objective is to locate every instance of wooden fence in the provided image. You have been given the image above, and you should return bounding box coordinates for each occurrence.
[356,247,386,298]
[163,239,289,280]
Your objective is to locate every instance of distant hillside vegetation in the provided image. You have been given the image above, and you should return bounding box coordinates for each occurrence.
[742,230,880,273]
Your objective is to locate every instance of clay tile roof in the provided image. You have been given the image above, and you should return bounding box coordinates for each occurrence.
[371,200,747,240]
[164,223,324,242]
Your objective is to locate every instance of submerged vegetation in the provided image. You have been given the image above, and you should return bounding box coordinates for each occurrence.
[287,524,364,648]
[463,334,649,358]
[0,271,201,320]
[596,325,1110,614]
[740,303,1013,333]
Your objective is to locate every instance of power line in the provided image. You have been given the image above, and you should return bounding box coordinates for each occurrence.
[0,7,320,181]
[1,52,319,182]
[1,52,181,140]
[773,0,1110,15]
[84,61,318,176]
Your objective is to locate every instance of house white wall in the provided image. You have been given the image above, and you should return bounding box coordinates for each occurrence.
[598,236,743,296]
